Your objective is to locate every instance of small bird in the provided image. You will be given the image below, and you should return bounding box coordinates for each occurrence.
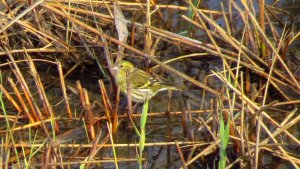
[113,60,178,103]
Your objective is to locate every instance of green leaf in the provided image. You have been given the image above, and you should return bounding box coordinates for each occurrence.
[140,99,149,129]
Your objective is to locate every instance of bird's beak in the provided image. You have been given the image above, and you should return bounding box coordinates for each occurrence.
[112,66,118,71]
[111,66,118,76]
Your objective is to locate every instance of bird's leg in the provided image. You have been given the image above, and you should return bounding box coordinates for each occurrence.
[132,103,139,113]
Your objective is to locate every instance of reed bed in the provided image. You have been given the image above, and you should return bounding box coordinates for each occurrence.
[0,0,299,168]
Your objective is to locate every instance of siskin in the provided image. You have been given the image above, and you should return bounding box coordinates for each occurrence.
[113,60,178,103]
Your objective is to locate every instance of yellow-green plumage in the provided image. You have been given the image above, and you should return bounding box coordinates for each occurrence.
[114,60,178,103]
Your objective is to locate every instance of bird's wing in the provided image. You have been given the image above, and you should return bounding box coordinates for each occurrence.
[128,69,156,89]
[128,68,177,92]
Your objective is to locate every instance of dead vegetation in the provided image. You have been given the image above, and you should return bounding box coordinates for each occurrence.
[0,0,300,168]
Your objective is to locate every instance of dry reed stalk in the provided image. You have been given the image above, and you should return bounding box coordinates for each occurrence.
[57,61,73,119]
[0,0,299,168]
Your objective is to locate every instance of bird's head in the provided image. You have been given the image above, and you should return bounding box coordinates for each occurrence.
[113,60,135,73]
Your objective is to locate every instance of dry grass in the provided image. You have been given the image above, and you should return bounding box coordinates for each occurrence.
[0,0,300,168]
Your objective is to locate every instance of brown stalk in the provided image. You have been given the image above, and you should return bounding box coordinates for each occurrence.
[10,140,208,148]
[144,0,152,56]
[0,84,22,115]
[175,141,188,169]
[0,48,76,56]
[85,129,109,168]
[113,87,120,134]
[7,78,36,123]
[98,80,113,131]
[30,158,142,167]
[57,61,73,119]
[259,0,267,60]
[76,81,86,109]
[83,88,95,140]
[27,54,52,117]
[54,0,222,14]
